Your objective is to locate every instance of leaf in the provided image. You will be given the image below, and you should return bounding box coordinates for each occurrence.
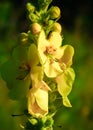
[9,75,31,100]
[12,45,28,66]
[0,60,18,89]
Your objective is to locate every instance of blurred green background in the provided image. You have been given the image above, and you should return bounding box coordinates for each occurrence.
[0,0,93,130]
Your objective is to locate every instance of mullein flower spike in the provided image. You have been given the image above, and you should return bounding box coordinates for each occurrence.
[19,0,75,129]
[25,1,75,129]
[0,0,75,129]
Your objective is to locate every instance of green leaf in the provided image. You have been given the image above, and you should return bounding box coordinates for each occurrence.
[12,45,28,66]
[9,75,31,100]
[27,44,39,67]
[0,60,18,89]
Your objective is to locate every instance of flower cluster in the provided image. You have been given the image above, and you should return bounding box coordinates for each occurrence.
[23,1,75,119]
[0,0,75,129]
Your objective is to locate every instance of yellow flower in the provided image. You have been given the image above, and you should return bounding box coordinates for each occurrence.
[27,44,43,85]
[27,44,51,117]
[38,29,75,107]
[38,30,63,78]
[28,81,51,118]
[56,68,75,107]
[55,45,75,107]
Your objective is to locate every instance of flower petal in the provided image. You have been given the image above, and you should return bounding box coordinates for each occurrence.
[63,97,72,107]
[28,88,47,117]
[53,47,64,59]
[44,59,63,78]
[48,31,62,48]
[39,81,51,91]
[27,44,39,67]
[38,30,49,64]
[60,45,74,67]
[35,88,48,112]
[30,66,43,86]
[56,68,75,106]
[28,83,49,118]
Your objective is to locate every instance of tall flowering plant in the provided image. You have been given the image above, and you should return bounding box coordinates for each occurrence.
[1,0,75,129]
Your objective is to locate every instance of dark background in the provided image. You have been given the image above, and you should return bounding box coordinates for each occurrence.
[0,0,93,130]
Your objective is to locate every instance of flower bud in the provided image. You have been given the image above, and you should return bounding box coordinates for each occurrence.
[28,118,38,125]
[26,3,35,12]
[45,118,54,127]
[29,13,39,22]
[49,6,61,19]
[20,32,28,44]
[52,22,62,33]
[30,23,41,34]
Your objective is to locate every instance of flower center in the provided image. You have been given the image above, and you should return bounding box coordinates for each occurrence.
[44,46,56,55]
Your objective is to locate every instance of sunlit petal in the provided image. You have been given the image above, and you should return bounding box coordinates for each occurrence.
[27,44,39,67]
[44,59,63,78]
[28,81,50,118]
[63,97,72,107]
[30,66,43,86]
[60,45,74,67]
[56,68,75,106]
[48,31,62,48]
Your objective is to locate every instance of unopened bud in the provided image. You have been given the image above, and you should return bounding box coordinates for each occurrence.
[20,32,28,44]
[52,22,62,33]
[49,6,61,19]
[45,118,54,127]
[28,118,38,125]
[30,23,41,34]
[26,3,35,12]
[29,13,38,22]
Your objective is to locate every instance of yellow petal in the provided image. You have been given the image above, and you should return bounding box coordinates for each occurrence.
[35,88,48,112]
[44,59,63,78]
[38,30,49,64]
[38,51,47,65]
[56,68,75,107]
[28,88,36,115]
[30,66,43,86]
[48,31,62,48]
[27,44,39,67]
[60,45,74,67]
[63,97,72,107]
[56,68,75,97]
[28,87,48,118]
[39,81,51,91]
[53,47,64,59]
